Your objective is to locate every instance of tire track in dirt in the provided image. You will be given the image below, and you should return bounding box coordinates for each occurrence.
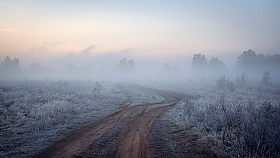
[115,103,177,158]
[33,87,181,158]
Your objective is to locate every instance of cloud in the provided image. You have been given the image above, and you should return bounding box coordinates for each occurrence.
[0,29,20,32]
[82,45,96,54]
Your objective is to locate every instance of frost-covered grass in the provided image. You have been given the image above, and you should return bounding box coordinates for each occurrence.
[117,84,165,105]
[2,80,279,157]
[0,80,130,157]
[158,83,280,157]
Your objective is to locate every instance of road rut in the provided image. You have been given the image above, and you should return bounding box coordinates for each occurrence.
[34,89,180,158]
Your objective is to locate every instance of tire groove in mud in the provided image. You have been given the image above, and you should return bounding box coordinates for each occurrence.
[115,104,176,158]
[33,87,181,158]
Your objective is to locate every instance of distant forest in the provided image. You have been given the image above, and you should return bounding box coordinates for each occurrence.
[0,49,279,82]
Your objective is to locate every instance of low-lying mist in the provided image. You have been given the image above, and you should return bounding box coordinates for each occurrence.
[1,49,279,86]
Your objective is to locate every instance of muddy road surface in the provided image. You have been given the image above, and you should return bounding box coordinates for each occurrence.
[34,87,183,158]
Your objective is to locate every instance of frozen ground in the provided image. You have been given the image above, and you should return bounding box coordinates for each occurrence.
[0,81,163,157]
[150,82,280,157]
[1,80,280,157]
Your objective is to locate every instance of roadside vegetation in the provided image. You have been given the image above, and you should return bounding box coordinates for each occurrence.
[0,81,128,157]
[152,81,280,157]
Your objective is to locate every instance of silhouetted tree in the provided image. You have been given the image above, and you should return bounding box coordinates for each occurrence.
[127,59,136,71]
[236,50,280,84]
[24,63,45,80]
[0,56,21,80]
[191,54,208,71]
[114,58,136,72]
[262,71,272,86]
[217,75,235,92]
[29,63,44,72]
[237,49,257,67]
[1,56,20,73]
[266,54,280,66]
[162,63,178,73]
[237,49,280,68]
[217,75,227,90]
[119,58,127,69]
[236,71,247,87]
[209,57,226,73]
[256,53,266,65]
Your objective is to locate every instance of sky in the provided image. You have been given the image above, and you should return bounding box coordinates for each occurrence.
[1,0,280,67]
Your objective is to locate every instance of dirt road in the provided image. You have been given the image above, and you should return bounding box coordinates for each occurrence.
[34,88,181,158]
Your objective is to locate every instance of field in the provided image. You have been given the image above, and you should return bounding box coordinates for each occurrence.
[0,81,129,157]
[1,81,280,157]
[150,82,280,157]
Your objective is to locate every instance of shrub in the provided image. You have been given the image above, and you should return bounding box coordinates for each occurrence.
[217,76,227,89]
[227,81,235,92]
[236,71,247,87]
[262,71,272,86]
[171,88,280,157]
[217,75,235,92]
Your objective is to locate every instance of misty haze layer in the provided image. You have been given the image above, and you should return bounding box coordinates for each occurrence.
[1,1,280,157]
[0,49,279,86]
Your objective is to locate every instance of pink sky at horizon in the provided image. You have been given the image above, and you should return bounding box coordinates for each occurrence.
[1,0,280,62]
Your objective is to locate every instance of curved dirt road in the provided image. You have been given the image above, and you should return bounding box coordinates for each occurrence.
[34,88,181,158]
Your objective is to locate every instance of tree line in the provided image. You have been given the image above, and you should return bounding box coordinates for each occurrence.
[191,54,227,73]
[0,49,279,81]
[0,56,137,80]
[191,49,280,72]
[237,49,280,68]
[191,49,279,81]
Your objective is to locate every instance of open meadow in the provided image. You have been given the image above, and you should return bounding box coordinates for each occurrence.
[1,80,279,157]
